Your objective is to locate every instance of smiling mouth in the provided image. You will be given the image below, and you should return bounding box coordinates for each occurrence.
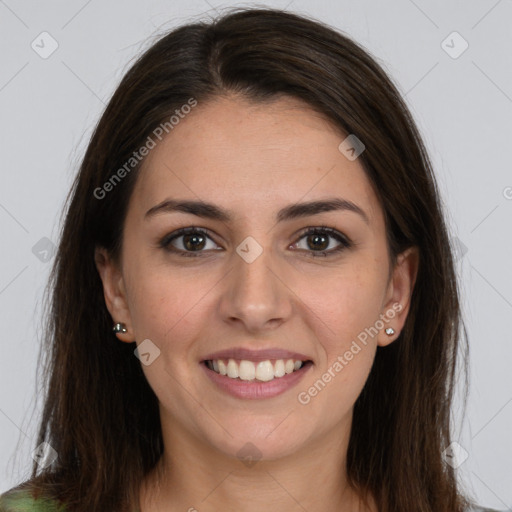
[203,358,313,382]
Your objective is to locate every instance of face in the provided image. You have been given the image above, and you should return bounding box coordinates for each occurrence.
[96,94,417,464]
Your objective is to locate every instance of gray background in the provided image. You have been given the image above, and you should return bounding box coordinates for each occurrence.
[0,0,511,509]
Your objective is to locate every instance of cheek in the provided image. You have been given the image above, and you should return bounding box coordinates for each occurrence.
[295,287,378,431]
[293,263,384,408]
[124,260,214,352]
[300,263,386,348]
[124,267,215,411]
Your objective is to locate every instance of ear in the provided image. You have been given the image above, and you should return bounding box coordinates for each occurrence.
[94,246,134,343]
[377,246,419,347]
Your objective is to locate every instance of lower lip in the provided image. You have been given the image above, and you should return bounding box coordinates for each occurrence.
[201,361,313,400]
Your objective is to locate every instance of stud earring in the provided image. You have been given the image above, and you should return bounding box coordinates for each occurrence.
[385,327,395,336]
[112,323,127,334]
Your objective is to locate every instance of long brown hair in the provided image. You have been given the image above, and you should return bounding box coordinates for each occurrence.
[11,7,469,511]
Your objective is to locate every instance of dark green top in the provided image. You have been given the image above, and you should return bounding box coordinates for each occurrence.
[0,487,508,511]
[0,488,66,512]
[0,488,140,512]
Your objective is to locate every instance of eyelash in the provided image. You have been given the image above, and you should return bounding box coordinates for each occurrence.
[158,226,353,258]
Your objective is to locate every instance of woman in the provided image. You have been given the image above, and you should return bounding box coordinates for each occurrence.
[0,7,503,512]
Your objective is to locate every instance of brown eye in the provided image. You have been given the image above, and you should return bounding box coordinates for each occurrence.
[159,227,221,257]
[293,227,352,257]
[306,232,329,251]
[182,232,207,251]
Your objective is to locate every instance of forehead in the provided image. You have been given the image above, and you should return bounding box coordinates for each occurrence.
[131,95,382,226]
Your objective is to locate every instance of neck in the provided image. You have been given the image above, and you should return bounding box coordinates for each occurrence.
[139,414,376,512]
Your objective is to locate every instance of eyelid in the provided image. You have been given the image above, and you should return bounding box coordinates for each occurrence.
[158,225,353,257]
[291,225,352,256]
[294,225,351,245]
[158,227,220,254]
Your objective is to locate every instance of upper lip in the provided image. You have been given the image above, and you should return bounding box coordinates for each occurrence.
[201,347,312,363]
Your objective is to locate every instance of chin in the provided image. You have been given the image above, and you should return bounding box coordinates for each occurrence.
[203,419,309,464]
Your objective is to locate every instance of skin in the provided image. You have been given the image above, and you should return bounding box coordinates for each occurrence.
[95,94,418,512]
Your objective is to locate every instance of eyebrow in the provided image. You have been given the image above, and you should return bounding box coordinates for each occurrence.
[144,197,369,225]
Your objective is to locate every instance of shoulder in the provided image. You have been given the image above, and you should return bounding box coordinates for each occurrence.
[0,486,67,512]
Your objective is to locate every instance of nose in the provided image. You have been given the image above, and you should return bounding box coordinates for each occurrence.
[218,243,293,333]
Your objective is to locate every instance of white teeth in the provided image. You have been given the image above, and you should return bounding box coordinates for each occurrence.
[274,359,285,378]
[207,358,306,381]
[255,360,274,382]
[285,359,295,374]
[227,359,239,379]
[238,360,255,381]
